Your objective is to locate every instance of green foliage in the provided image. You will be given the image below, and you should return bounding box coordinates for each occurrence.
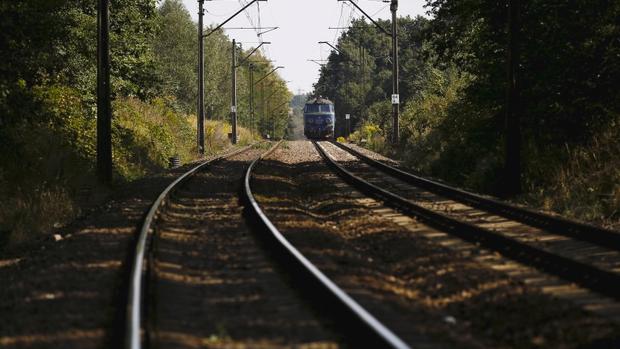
[421,0,620,198]
[521,119,620,229]
[314,17,429,137]
[1,85,95,189]
[0,0,292,246]
[0,84,96,243]
[318,1,619,225]
[397,63,503,190]
[0,87,200,242]
[112,97,196,180]
[154,0,198,113]
[349,123,387,154]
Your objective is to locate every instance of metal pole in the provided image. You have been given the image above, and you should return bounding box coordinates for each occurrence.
[505,0,521,196]
[250,64,255,137]
[97,0,112,183]
[197,0,205,154]
[391,0,400,144]
[231,39,238,144]
[347,118,350,137]
[261,81,265,137]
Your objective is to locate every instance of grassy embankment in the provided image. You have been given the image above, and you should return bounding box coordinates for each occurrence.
[346,69,619,230]
[0,85,254,247]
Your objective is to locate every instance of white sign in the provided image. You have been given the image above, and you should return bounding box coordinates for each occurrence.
[231,105,237,113]
[345,114,350,120]
[391,94,400,105]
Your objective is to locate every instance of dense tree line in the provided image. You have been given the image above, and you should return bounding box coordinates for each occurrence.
[315,1,619,225]
[0,0,290,241]
[152,0,291,136]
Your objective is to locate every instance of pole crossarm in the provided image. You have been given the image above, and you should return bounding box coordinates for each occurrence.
[259,27,279,36]
[269,101,289,115]
[223,26,278,30]
[308,59,327,66]
[337,0,390,36]
[255,66,284,85]
[203,0,268,38]
[237,42,271,67]
[319,41,360,66]
[265,87,281,101]
[318,41,343,55]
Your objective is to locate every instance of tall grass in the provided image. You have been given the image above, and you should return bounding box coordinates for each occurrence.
[520,124,620,229]
[0,85,254,248]
[349,64,618,229]
[348,123,388,154]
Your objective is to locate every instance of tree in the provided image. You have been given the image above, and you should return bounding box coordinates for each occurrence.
[154,0,198,113]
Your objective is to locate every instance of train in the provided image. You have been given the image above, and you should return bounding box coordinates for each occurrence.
[303,97,335,139]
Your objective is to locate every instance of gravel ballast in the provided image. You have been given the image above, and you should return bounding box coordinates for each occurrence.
[250,140,620,349]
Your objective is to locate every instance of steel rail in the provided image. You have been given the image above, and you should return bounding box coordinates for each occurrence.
[126,145,255,349]
[315,141,620,301]
[244,142,410,349]
[331,141,620,251]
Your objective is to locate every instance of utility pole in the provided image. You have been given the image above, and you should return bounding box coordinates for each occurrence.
[261,81,266,137]
[254,66,284,138]
[336,0,398,143]
[231,39,238,144]
[236,42,270,138]
[97,0,112,183]
[199,0,267,145]
[249,64,255,137]
[505,0,521,196]
[391,0,400,144]
[197,0,205,154]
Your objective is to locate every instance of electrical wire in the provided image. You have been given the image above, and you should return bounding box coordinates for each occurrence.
[332,3,345,45]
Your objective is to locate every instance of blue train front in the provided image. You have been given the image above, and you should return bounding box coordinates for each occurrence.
[303,97,335,139]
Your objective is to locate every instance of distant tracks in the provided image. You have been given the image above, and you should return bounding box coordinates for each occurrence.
[126,142,411,349]
[314,141,620,303]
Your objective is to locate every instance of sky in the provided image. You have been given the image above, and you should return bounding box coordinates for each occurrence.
[182,0,427,94]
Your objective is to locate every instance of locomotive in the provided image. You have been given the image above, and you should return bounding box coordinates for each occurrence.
[303,97,335,139]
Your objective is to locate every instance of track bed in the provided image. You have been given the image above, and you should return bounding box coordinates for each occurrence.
[250,140,620,348]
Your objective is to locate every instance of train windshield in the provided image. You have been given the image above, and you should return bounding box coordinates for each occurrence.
[320,105,333,113]
[305,104,333,113]
[305,104,319,113]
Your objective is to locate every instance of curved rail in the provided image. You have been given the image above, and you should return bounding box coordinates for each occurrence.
[331,141,620,250]
[315,141,620,301]
[126,145,254,349]
[244,141,410,349]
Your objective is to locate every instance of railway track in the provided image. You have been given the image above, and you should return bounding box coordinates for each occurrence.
[330,141,620,251]
[314,141,620,304]
[125,142,411,349]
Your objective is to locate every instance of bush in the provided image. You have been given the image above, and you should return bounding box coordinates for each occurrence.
[520,121,620,229]
[0,84,96,245]
[0,88,202,246]
[349,123,387,154]
[112,97,196,180]
[398,65,481,180]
